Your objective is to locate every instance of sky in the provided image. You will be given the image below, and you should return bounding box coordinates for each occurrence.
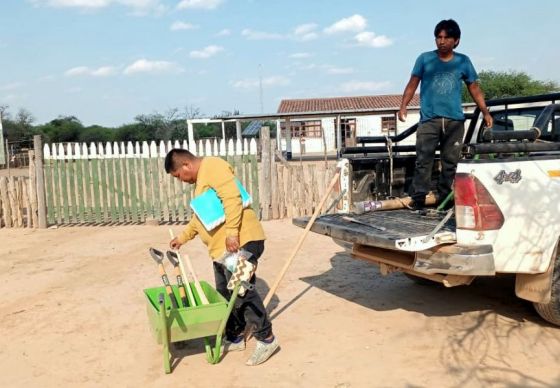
[1,0,559,127]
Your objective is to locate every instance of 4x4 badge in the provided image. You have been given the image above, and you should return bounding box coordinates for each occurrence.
[494,169,522,184]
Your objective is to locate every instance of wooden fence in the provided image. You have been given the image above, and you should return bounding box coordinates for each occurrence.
[42,139,259,225]
[259,128,339,220]
[0,132,340,229]
[266,163,338,219]
[0,175,39,228]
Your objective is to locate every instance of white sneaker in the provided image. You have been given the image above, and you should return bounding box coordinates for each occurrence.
[222,338,246,352]
[246,337,279,366]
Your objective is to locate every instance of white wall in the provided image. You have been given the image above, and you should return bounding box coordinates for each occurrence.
[278,111,421,154]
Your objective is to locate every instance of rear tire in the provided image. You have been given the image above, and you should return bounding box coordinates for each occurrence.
[533,245,560,326]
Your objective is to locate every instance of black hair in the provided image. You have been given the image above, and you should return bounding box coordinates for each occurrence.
[434,19,461,47]
[164,148,195,173]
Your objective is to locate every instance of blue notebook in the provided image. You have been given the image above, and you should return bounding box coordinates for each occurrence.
[190,178,252,231]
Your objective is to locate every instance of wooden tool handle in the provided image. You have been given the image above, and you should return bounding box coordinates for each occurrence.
[169,229,210,305]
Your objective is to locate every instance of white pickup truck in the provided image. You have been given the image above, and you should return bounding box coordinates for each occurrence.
[294,93,560,325]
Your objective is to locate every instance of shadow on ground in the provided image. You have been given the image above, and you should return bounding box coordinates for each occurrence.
[301,251,560,387]
[300,251,545,325]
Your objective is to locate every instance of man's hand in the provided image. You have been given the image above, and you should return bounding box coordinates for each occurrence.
[467,82,493,129]
[483,112,493,129]
[170,237,182,250]
[399,76,420,123]
[226,235,240,252]
[398,107,407,122]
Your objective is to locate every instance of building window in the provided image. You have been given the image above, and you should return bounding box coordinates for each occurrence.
[281,120,322,138]
[381,116,396,132]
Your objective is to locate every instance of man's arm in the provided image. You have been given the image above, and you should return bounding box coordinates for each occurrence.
[398,76,420,122]
[467,82,493,128]
[170,219,198,249]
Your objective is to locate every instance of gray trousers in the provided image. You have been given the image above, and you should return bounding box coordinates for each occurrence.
[410,118,464,204]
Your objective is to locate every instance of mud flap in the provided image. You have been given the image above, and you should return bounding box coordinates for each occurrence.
[515,245,557,303]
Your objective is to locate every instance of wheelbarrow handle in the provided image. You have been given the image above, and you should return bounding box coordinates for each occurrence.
[149,248,164,264]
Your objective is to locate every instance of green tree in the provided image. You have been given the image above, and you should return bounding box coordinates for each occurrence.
[1,108,35,147]
[170,120,190,141]
[462,70,560,102]
[136,113,170,140]
[36,116,84,143]
[79,125,114,143]
[132,108,190,141]
[114,123,150,142]
[194,123,219,139]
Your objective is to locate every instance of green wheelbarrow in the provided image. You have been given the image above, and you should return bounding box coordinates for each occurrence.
[144,280,241,373]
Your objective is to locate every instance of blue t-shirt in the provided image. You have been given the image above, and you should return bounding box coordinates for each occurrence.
[412,50,478,122]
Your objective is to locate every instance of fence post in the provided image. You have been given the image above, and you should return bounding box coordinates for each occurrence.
[0,177,10,227]
[28,150,39,228]
[260,126,271,220]
[5,139,10,177]
[270,140,279,219]
[33,135,47,228]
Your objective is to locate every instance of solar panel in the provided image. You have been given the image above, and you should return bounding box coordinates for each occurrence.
[242,120,262,137]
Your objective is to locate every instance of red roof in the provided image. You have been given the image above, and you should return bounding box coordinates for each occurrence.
[277,94,420,114]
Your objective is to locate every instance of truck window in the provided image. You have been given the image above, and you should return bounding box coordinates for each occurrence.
[491,108,543,131]
[475,107,547,143]
[485,107,560,142]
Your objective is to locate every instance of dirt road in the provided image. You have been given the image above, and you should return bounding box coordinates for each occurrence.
[1,220,559,387]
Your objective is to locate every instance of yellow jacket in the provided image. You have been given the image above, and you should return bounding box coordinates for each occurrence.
[177,157,265,259]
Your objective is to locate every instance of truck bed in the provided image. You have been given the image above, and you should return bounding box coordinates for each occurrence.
[293,209,456,251]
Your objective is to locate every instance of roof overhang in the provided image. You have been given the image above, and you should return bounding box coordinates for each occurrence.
[216,105,421,121]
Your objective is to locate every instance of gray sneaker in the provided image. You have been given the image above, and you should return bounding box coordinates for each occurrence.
[222,338,246,352]
[246,337,279,366]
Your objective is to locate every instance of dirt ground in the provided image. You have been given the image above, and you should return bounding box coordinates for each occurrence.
[1,220,559,387]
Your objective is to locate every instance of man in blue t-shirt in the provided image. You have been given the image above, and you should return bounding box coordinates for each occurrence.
[398,19,493,210]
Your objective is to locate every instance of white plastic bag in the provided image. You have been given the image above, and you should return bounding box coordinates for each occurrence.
[217,249,255,296]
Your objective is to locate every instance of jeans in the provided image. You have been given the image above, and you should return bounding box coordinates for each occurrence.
[410,118,464,204]
[213,240,273,342]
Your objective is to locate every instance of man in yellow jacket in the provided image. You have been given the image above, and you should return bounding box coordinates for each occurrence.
[166,148,278,366]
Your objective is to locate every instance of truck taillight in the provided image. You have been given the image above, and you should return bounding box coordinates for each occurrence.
[454,173,504,231]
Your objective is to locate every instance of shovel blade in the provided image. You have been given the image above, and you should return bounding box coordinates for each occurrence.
[166,251,179,267]
[149,247,164,263]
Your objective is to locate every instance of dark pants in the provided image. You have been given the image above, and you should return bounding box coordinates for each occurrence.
[213,240,273,342]
[411,118,464,205]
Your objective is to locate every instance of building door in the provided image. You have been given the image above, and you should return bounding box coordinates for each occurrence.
[340,118,356,147]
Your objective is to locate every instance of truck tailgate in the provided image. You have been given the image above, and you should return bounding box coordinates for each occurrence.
[293,210,456,251]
